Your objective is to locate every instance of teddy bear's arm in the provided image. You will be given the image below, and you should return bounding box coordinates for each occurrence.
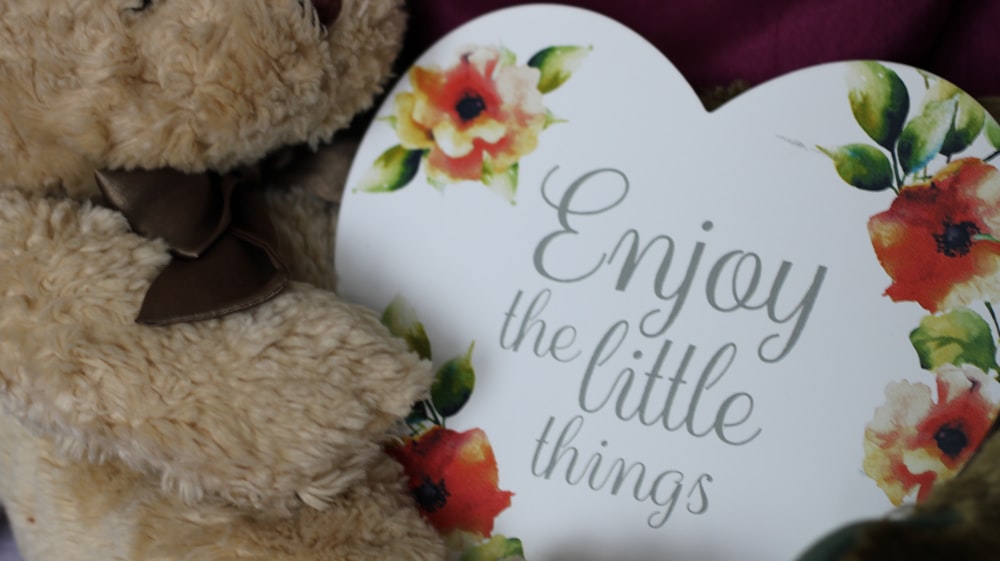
[0,189,432,514]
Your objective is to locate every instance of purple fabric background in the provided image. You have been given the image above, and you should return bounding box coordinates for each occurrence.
[0,513,17,561]
[402,0,1000,97]
[0,2,995,559]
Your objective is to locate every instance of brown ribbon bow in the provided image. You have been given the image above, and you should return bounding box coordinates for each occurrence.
[95,168,289,326]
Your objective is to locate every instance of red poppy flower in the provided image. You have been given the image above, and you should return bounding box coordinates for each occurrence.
[868,158,1000,312]
[388,426,513,537]
[863,364,999,505]
[394,46,546,188]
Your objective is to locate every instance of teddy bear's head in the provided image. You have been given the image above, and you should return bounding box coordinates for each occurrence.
[0,0,404,196]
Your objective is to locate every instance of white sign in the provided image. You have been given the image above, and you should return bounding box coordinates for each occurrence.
[336,5,1000,560]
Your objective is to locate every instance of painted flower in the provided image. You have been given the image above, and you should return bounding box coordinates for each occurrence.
[394,46,547,189]
[863,364,999,505]
[868,158,1000,312]
[388,426,513,537]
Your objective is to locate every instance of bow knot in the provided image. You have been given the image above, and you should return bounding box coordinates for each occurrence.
[96,168,289,326]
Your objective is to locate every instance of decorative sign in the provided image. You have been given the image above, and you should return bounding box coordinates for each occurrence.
[335,5,1000,561]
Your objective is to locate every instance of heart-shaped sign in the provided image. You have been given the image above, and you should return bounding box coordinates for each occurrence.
[335,5,1000,561]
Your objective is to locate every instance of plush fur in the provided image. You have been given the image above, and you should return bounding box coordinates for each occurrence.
[794,422,1000,561]
[0,0,446,559]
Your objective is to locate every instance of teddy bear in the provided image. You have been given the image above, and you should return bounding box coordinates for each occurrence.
[792,420,1000,561]
[0,1,447,560]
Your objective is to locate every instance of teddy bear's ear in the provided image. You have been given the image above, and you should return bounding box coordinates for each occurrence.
[0,269,431,513]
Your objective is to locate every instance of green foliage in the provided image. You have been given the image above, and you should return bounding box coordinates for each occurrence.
[482,156,519,203]
[896,97,957,175]
[986,114,1000,149]
[458,535,525,561]
[432,343,477,418]
[528,45,591,94]
[355,145,423,193]
[847,62,909,149]
[817,144,894,191]
[924,80,986,157]
[836,65,996,191]
[909,308,1000,374]
[381,294,432,360]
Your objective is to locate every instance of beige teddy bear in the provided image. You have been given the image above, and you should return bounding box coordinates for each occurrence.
[0,1,446,559]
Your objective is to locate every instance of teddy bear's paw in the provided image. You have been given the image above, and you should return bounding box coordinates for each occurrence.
[119,454,447,561]
[0,419,445,561]
[278,454,449,561]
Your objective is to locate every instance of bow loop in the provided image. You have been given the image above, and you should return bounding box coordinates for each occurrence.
[96,169,234,258]
[96,168,289,326]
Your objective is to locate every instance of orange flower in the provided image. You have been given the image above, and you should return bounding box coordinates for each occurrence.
[388,426,513,537]
[868,158,1000,312]
[863,364,999,505]
[394,46,546,187]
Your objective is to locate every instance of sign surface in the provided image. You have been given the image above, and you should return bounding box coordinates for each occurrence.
[336,6,1000,560]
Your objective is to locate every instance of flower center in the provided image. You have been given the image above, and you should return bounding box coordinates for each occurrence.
[455,91,487,122]
[413,475,450,513]
[934,220,980,257]
[934,423,969,459]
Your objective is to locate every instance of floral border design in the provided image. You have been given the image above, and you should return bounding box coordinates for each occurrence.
[819,61,1000,505]
[382,296,524,561]
[373,59,1000,551]
[354,44,589,203]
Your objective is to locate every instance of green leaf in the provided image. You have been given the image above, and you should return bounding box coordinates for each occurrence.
[916,69,935,88]
[458,534,525,561]
[432,342,476,418]
[379,115,399,130]
[897,97,958,176]
[924,79,986,157]
[354,145,423,193]
[817,144,894,191]
[909,308,1000,374]
[426,173,447,191]
[498,45,517,67]
[482,156,518,203]
[847,62,910,149]
[381,295,432,360]
[543,109,567,129]
[528,45,591,94]
[405,400,431,426]
[986,114,1000,149]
